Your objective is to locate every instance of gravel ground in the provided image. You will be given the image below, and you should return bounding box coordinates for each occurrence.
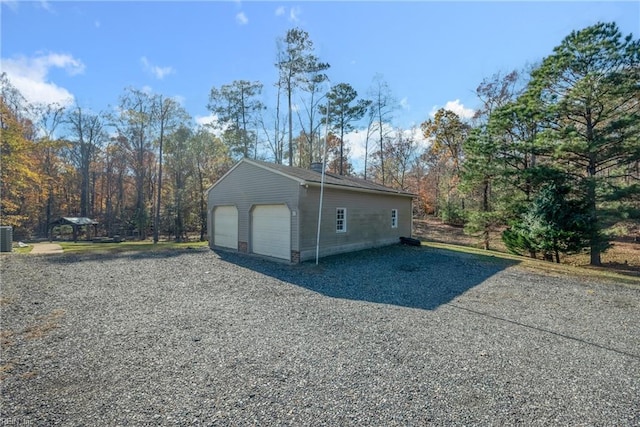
[1,245,639,426]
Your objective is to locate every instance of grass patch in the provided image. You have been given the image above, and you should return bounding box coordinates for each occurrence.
[59,240,208,254]
[421,240,640,287]
[13,245,32,254]
[421,241,523,262]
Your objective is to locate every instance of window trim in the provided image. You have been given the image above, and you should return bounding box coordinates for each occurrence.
[391,209,398,228]
[336,207,347,233]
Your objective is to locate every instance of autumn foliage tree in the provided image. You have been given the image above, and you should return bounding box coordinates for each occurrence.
[420,109,470,224]
[0,75,43,238]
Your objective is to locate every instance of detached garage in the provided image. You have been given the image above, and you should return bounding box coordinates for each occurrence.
[207,158,414,263]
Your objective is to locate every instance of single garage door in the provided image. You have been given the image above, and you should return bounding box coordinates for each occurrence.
[252,204,291,260]
[213,206,238,249]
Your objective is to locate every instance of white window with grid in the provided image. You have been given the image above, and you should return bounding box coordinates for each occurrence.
[336,208,346,233]
[391,209,398,228]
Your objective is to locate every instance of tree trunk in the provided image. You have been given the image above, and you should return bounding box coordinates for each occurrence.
[482,230,490,251]
[587,175,601,266]
[197,167,207,242]
[154,120,164,244]
[482,179,490,250]
[287,81,293,166]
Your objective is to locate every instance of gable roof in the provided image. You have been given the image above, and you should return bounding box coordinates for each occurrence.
[50,217,98,226]
[209,158,414,198]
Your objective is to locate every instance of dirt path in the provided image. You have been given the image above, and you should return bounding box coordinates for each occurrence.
[29,243,63,255]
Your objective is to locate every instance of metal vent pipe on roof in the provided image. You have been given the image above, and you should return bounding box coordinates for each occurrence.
[310,162,324,173]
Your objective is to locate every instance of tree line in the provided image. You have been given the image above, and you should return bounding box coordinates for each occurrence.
[1,22,638,265]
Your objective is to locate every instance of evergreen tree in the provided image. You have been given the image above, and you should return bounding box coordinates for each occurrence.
[503,183,592,262]
[527,22,640,265]
[320,83,370,175]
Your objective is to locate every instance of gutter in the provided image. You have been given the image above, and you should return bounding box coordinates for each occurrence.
[304,181,415,198]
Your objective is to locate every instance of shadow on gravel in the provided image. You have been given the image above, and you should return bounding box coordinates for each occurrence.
[216,244,519,311]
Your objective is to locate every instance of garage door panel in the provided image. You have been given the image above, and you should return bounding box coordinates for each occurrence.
[252,205,290,260]
[214,206,238,249]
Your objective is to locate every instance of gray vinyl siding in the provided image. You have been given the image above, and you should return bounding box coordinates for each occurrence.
[208,162,300,251]
[298,186,412,261]
[208,159,413,263]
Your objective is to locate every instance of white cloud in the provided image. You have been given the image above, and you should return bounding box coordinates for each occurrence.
[195,113,218,127]
[289,6,301,22]
[430,99,475,120]
[236,11,248,25]
[444,99,474,119]
[400,97,410,111]
[140,56,175,80]
[275,6,301,22]
[0,52,85,106]
[94,20,101,28]
[46,53,85,75]
[343,129,368,163]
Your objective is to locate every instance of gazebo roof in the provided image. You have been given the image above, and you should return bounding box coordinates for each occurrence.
[50,217,98,226]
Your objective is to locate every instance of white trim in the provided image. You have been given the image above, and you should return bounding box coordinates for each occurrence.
[305,181,414,198]
[336,207,347,233]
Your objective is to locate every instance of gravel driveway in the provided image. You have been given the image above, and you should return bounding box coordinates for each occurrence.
[1,245,639,425]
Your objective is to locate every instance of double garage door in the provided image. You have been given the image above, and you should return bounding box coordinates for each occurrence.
[213,204,291,261]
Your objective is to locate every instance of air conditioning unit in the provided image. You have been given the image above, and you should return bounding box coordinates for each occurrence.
[0,226,12,252]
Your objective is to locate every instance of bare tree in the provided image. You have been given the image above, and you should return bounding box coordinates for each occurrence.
[65,105,106,218]
[296,58,330,167]
[153,95,189,243]
[367,74,397,185]
[110,88,156,239]
[33,102,66,233]
[382,127,419,191]
[276,27,323,166]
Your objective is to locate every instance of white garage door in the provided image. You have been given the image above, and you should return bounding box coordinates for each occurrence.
[213,206,238,249]
[252,205,291,260]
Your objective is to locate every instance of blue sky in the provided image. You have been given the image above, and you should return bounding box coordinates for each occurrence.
[1,1,639,166]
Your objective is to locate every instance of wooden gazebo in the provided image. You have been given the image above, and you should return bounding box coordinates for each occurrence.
[49,217,99,242]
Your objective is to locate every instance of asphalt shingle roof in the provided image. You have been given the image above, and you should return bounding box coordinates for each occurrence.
[247,159,414,197]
